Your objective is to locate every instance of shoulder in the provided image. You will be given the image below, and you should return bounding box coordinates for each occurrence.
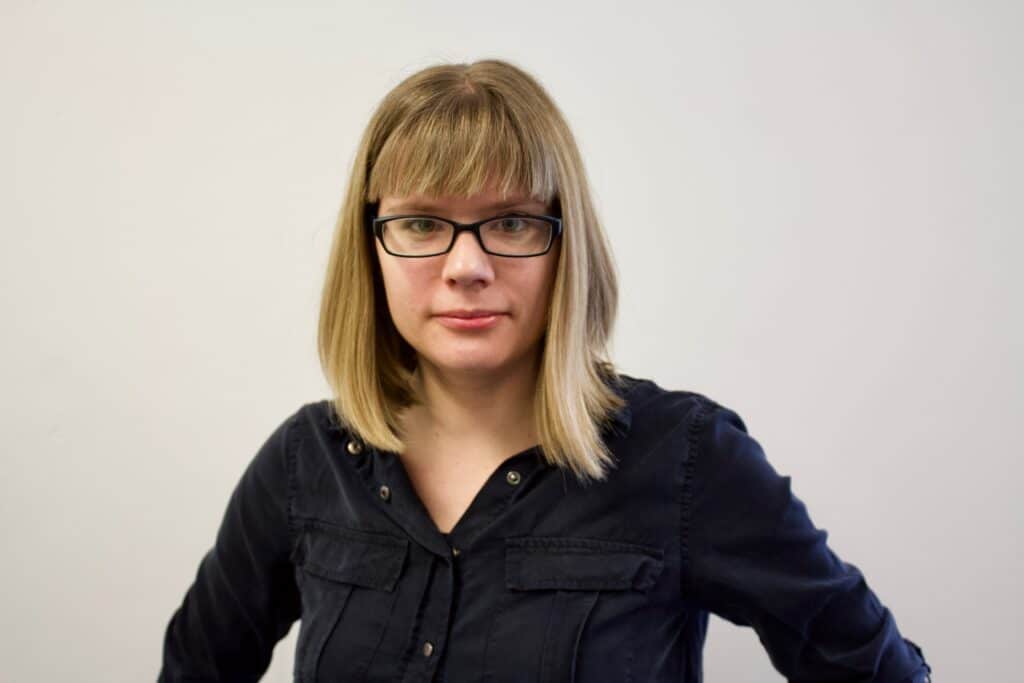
[615,374,765,483]
[615,372,744,435]
[246,400,348,465]
[617,378,788,524]
[284,398,352,442]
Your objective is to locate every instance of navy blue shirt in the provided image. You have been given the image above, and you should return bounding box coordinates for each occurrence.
[159,373,931,681]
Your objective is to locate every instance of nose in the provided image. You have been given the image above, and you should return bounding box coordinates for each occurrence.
[441,229,495,287]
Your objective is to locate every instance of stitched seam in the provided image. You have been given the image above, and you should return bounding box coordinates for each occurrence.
[351,582,401,681]
[680,395,715,599]
[508,538,662,557]
[510,547,657,558]
[509,578,635,590]
[297,518,410,548]
[394,553,437,681]
[303,565,402,590]
[284,409,305,681]
[292,515,402,537]
[285,408,303,560]
[479,584,515,682]
[569,591,600,680]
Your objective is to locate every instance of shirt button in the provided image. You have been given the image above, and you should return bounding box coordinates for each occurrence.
[451,546,461,557]
[422,641,434,657]
[378,484,391,501]
[346,440,363,455]
[506,470,521,485]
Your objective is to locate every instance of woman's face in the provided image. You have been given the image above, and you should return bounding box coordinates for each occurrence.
[374,184,560,378]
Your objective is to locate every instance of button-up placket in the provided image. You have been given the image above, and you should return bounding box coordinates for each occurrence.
[342,438,558,683]
[329,379,634,681]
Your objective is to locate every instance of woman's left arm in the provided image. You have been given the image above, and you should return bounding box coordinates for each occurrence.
[681,398,932,682]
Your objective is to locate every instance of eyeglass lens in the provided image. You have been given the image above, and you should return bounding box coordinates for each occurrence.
[381,216,553,256]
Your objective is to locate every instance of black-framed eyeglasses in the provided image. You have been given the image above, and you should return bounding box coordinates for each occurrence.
[370,212,562,258]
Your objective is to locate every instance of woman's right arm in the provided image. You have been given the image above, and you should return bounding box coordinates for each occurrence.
[158,409,303,682]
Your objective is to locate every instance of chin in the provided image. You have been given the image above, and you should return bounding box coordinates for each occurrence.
[436,355,508,373]
[422,347,514,373]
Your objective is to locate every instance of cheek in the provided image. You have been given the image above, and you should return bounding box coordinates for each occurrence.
[516,260,559,322]
[534,254,560,300]
[377,259,433,318]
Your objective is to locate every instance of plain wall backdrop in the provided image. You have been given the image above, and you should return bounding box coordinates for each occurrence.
[2,1,1020,680]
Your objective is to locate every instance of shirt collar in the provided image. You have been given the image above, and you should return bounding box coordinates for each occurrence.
[604,372,635,435]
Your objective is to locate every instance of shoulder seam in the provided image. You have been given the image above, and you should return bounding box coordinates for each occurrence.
[284,407,305,561]
[680,394,717,599]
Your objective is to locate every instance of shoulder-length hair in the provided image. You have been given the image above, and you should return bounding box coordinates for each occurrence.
[317,58,627,485]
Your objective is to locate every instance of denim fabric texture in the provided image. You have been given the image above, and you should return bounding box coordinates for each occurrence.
[159,373,932,682]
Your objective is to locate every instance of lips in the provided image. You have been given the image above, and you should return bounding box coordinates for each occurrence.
[434,310,506,330]
[435,310,505,319]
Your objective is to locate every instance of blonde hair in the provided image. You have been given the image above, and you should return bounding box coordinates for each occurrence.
[317,58,627,485]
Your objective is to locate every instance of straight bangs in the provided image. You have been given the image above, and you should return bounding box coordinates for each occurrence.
[366,82,560,209]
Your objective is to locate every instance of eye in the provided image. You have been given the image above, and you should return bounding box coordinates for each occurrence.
[496,217,527,232]
[399,218,442,233]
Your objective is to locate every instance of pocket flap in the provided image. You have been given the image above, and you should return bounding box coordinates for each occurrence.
[505,536,665,592]
[296,522,408,592]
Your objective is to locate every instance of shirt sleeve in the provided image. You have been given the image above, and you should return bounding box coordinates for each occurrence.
[682,398,932,682]
[158,409,303,682]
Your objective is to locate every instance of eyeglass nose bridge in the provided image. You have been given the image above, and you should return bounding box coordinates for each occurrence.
[445,219,493,255]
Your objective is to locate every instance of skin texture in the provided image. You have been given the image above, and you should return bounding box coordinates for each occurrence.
[374,183,560,496]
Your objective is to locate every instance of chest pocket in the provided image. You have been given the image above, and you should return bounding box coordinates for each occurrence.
[483,536,665,683]
[291,521,408,683]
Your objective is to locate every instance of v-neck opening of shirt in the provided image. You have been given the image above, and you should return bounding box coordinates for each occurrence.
[439,444,543,544]
[360,441,546,557]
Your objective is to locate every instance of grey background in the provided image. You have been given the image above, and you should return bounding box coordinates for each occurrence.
[3,2,1019,680]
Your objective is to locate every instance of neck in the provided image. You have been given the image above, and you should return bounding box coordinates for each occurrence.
[404,351,541,446]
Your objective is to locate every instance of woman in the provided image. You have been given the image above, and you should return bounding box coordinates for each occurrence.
[159,59,932,682]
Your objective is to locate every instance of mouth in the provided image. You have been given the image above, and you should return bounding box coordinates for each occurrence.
[434,309,506,319]
[434,312,505,330]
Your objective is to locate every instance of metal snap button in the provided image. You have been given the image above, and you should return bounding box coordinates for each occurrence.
[422,641,434,657]
[506,470,521,485]
[346,440,363,455]
[378,484,391,501]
